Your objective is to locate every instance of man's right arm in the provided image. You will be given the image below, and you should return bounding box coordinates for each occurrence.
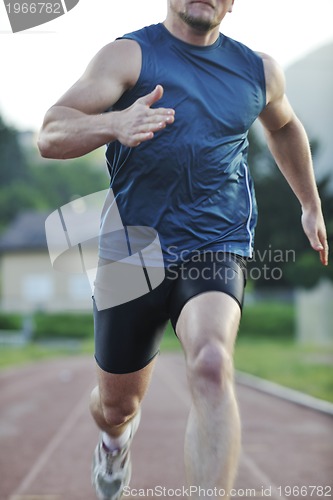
[38,40,175,159]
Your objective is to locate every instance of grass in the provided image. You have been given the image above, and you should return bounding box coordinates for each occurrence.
[0,342,92,370]
[234,338,333,403]
[0,303,332,403]
[0,330,177,371]
[234,302,333,402]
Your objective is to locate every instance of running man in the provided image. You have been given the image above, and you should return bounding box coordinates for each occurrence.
[38,1,329,498]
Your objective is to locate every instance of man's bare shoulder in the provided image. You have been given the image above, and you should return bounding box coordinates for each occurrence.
[51,38,142,115]
[85,38,142,90]
[256,51,286,104]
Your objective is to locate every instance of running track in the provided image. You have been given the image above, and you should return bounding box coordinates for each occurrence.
[0,354,332,500]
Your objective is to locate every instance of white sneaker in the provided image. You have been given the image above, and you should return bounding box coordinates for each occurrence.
[92,410,141,500]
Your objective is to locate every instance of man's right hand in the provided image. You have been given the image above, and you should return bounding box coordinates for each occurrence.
[113,85,175,147]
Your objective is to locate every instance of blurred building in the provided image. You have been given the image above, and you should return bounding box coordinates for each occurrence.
[296,280,333,346]
[0,211,93,313]
[285,41,333,186]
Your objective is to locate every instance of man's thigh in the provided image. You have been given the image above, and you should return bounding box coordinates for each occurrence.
[175,291,241,356]
[169,252,246,347]
[93,280,170,375]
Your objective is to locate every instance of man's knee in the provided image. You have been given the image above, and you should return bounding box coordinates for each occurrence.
[102,400,139,428]
[187,340,234,392]
[90,385,139,428]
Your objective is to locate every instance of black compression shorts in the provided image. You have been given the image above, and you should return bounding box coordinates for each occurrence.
[93,252,247,374]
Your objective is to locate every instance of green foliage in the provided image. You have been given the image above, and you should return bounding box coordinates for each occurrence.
[0,311,94,339]
[28,158,108,209]
[0,312,22,330]
[0,117,28,186]
[284,250,333,289]
[160,302,295,353]
[0,181,46,229]
[239,302,295,339]
[33,312,94,339]
[0,118,34,230]
[0,114,108,232]
[0,302,294,345]
[248,128,333,288]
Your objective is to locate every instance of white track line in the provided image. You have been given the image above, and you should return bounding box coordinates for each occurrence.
[236,371,333,416]
[10,389,90,499]
[240,454,287,500]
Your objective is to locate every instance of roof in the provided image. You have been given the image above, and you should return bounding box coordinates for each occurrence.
[0,211,48,252]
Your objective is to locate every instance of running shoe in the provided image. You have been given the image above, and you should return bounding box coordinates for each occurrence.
[92,409,141,500]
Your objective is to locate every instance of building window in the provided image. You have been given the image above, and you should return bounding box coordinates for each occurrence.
[68,275,92,300]
[22,274,53,304]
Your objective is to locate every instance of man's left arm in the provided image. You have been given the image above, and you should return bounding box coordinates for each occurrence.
[258,53,329,266]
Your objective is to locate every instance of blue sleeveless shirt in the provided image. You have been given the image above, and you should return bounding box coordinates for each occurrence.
[101,23,266,264]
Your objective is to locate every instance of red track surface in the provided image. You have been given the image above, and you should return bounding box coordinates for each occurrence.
[0,353,332,500]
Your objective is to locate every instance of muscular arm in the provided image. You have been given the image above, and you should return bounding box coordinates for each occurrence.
[38,40,175,159]
[258,54,329,266]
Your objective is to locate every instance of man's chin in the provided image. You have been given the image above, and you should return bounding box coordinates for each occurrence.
[179,12,216,32]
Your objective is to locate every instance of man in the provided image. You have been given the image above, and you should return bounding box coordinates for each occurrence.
[38,1,329,498]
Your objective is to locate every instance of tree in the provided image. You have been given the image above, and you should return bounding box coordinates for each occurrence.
[0,113,108,232]
[0,117,39,230]
[0,116,29,186]
[29,155,109,209]
[247,127,332,288]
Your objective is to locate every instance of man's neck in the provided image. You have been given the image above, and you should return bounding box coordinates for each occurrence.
[163,18,220,46]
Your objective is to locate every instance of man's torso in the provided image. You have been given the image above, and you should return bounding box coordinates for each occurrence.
[100,23,266,264]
